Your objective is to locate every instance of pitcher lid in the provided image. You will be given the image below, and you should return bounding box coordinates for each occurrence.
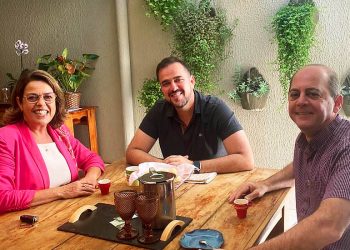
[139,171,175,184]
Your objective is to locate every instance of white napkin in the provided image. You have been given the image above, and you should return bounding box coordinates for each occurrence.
[128,162,194,189]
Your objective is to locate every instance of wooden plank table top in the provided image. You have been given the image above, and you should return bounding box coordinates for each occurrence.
[0,159,290,250]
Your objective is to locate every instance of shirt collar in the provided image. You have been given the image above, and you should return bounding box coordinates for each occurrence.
[194,90,201,114]
[296,114,342,153]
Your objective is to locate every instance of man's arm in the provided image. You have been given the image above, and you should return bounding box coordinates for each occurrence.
[125,129,162,165]
[229,163,294,202]
[200,130,254,173]
[251,197,350,250]
[260,162,295,193]
[163,130,254,173]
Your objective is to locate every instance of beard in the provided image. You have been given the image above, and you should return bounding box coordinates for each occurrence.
[168,90,190,108]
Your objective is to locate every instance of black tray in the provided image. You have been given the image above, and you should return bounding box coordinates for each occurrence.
[58,203,192,250]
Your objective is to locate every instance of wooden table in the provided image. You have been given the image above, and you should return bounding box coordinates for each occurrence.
[0,160,290,249]
[64,106,99,154]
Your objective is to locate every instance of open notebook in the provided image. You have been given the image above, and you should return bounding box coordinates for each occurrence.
[185,172,217,184]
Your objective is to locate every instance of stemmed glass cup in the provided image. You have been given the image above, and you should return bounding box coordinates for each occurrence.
[136,193,159,244]
[114,190,138,240]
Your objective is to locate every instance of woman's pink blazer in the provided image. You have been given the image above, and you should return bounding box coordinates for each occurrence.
[0,121,104,213]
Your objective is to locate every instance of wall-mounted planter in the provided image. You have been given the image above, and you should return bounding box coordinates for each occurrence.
[229,67,270,111]
[342,95,350,117]
[341,73,350,116]
[239,92,268,111]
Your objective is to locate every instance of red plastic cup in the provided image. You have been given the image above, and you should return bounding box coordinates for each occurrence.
[234,198,249,219]
[98,179,111,195]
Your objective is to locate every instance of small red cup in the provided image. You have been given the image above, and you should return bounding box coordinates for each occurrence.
[98,179,111,195]
[234,198,250,219]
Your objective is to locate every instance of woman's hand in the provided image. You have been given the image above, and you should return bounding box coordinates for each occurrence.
[30,180,96,207]
[228,181,268,203]
[52,167,102,200]
[80,166,102,188]
[56,180,96,199]
[80,176,98,189]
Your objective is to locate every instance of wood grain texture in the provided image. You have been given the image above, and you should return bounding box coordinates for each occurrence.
[0,159,290,250]
[65,106,99,154]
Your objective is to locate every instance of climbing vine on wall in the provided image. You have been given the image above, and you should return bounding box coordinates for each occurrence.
[272,0,318,98]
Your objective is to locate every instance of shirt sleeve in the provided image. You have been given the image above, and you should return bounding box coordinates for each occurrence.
[139,102,161,140]
[212,99,243,140]
[323,147,350,201]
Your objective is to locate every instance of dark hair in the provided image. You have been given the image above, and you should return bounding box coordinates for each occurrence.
[3,69,66,128]
[290,64,340,97]
[156,56,191,81]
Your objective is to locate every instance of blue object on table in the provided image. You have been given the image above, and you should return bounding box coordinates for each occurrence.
[180,229,224,249]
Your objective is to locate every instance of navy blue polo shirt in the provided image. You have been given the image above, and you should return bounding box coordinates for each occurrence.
[139,90,242,161]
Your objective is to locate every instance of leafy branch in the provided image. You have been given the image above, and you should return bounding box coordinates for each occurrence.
[272,1,317,98]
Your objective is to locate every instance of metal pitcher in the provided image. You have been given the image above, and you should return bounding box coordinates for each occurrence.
[139,169,176,229]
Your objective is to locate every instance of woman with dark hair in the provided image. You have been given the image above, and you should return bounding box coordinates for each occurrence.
[0,69,104,213]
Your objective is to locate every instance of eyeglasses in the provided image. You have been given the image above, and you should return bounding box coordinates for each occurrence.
[23,93,56,104]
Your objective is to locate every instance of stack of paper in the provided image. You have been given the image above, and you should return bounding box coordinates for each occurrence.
[185,172,217,184]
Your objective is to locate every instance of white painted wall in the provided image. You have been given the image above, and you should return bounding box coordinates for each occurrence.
[0,0,349,167]
[128,0,350,169]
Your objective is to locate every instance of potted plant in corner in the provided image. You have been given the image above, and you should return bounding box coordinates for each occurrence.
[37,48,99,110]
[341,73,350,117]
[229,67,269,111]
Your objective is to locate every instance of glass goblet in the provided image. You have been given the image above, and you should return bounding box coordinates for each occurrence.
[136,193,159,244]
[114,190,138,240]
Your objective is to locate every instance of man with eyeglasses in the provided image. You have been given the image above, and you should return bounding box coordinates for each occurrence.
[228,64,350,249]
[126,56,254,173]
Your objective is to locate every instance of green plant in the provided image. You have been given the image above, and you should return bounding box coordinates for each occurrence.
[229,67,269,101]
[137,78,163,112]
[272,0,317,98]
[144,0,185,30]
[341,74,350,96]
[342,73,350,116]
[139,0,235,112]
[37,48,99,92]
[171,0,235,93]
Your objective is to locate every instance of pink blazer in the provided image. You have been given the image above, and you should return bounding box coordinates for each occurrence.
[0,122,104,213]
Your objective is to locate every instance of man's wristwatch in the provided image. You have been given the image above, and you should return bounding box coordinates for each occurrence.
[193,161,201,174]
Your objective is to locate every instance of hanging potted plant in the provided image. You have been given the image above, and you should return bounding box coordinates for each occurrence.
[229,67,269,111]
[171,0,235,93]
[341,73,350,117]
[271,0,318,99]
[37,48,99,110]
[139,0,236,112]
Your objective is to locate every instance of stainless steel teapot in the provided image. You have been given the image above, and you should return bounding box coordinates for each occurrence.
[139,168,176,229]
